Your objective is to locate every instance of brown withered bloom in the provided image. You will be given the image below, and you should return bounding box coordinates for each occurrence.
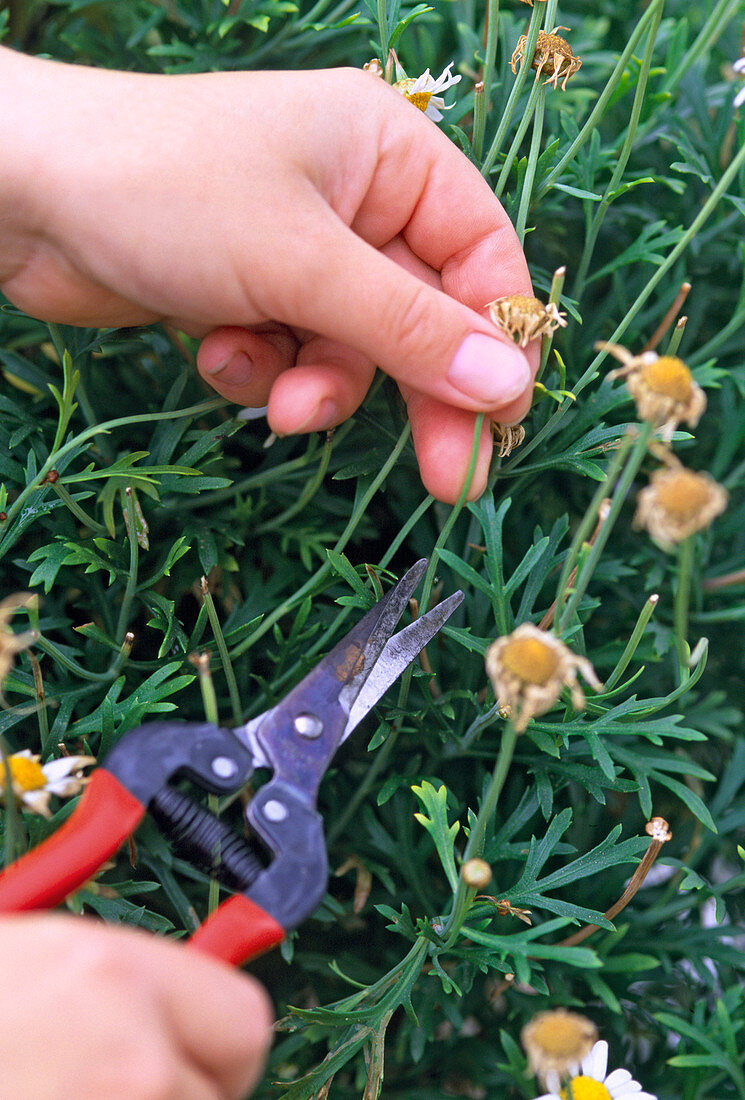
[461,858,492,889]
[485,623,602,733]
[487,294,567,348]
[521,1009,598,1091]
[511,28,582,92]
[0,593,37,703]
[492,423,526,458]
[597,341,706,439]
[634,466,728,549]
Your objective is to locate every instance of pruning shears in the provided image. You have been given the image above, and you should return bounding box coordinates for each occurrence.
[0,561,462,966]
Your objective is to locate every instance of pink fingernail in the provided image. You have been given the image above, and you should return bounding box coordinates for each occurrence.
[447,333,531,405]
[205,352,253,386]
[296,398,338,432]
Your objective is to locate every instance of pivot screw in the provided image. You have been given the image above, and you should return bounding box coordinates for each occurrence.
[263,799,288,823]
[294,712,323,739]
[211,756,238,779]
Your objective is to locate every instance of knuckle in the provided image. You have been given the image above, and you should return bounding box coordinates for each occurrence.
[383,281,440,363]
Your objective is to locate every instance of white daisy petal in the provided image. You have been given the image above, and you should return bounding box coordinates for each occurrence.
[41,756,93,782]
[612,1085,643,1097]
[605,1068,634,1088]
[734,85,745,108]
[533,1094,560,1100]
[582,1040,609,1081]
[734,56,745,73]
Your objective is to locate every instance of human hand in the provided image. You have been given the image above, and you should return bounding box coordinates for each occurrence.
[0,49,537,502]
[0,914,272,1099]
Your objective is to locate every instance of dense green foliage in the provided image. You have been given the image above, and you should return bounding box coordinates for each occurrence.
[1,1,744,1097]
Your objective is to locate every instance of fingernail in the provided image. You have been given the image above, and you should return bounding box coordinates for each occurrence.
[447,333,531,405]
[296,398,338,432]
[205,352,253,386]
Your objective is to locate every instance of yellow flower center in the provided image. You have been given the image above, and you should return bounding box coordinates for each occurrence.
[536,32,573,56]
[404,90,433,112]
[0,755,46,791]
[656,471,713,518]
[503,294,543,313]
[500,636,560,685]
[528,1012,591,1056]
[640,356,693,401]
[560,1079,612,1100]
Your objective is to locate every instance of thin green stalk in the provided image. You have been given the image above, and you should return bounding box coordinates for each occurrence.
[536,266,566,383]
[200,578,243,726]
[27,652,50,756]
[327,726,399,844]
[472,0,499,161]
[665,318,687,357]
[443,719,519,945]
[515,84,546,242]
[534,0,662,201]
[673,535,695,673]
[481,2,544,177]
[114,488,140,646]
[604,594,659,690]
[230,422,412,658]
[191,652,221,916]
[493,77,542,199]
[0,737,25,867]
[558,424,654,632]
[571,0,664,302]
[33,634,115,682]
[554,433,634,626]
[50,480,108,535]
[255,429,334,534]
[376,0,388,57]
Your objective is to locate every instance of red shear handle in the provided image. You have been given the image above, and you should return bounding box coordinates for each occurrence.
[0,770,145,913]
[188,894,285,966]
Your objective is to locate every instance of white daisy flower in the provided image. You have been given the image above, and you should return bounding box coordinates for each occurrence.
[0,748,96,818]
[733,55,745,107]
[394,62,461,121]
[533,1040,657,1100]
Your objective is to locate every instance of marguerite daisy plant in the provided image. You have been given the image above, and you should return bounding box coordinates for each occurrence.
[533,1040,657,1100]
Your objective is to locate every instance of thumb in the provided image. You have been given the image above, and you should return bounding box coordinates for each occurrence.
[263,206,533,414]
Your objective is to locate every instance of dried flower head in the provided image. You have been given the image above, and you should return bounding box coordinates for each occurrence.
[634,466,728,549]
[0,594,37,703]
[485,623,603,733]
[487,294,567,348]
[0,748,96,818]
[597,341,706,439]
[363,58,384,77]
[461,858,492,889]
[646,816,672,843]
[511,28,582,92]
[522,1009,598,1090]
[532,1039,657,1100]
[492,423,526,458]
[394,62,461,121]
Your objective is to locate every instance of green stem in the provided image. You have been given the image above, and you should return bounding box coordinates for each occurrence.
[514,85,546,242]
[571,0,664,302]
[0,737,25,866]
[192,654,222,916]
[554,433,634,629]
[50,481,108,535]
[558,424,654,633]
[493,78,542,199]
[443,720,519,946]
[114,488,139,646]
[536,266,566,384]
[673,535,695,673]
[201,580,243,726]
[255,430,334,534]
[604,593,659,690]
[665,319,687,357]
[481,2,544,177]
[472,0,499,162]
[230,422,412,658]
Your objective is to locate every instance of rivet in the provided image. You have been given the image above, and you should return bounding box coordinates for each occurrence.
[294,712,323,739]
[263,799,288,823]
[211,756,238,779]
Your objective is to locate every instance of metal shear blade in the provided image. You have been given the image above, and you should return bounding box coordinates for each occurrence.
[238,560,463,770]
